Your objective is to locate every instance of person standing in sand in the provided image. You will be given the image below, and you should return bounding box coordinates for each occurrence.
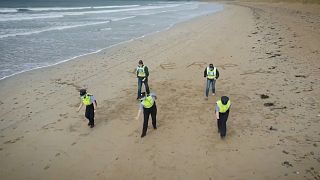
[204,63,219,99]
[135,92,157,138]
[136,60,150,99]
[215,96,231,139]
[77,89,97,128]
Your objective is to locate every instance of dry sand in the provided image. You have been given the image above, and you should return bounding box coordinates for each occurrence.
[0,2,319,180]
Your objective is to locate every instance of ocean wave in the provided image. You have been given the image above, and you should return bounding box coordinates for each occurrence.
[0,21,110,38]
[0,14,64,21]
[112,16,136,22]
[0,4,181,22]
[0,24,172,81]
[100,27,111,31]
[0,16,137,39]
[0,5,140,13]
[0,2,223,81]
[0,8,18,13]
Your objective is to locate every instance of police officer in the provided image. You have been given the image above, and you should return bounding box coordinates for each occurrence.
[77,89,97,128]
[136,60,150,99]
[135,92,157,138]
[204,63,219,98]
[215,96,231,139]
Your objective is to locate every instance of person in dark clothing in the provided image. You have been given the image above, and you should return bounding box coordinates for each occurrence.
[136,60,150,99]
[135,92,157,138]
[215,96,231,139]
[204,64,219,98]
[77,89,97,128]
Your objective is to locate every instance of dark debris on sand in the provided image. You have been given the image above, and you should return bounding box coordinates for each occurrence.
[264,102,274,107]
[282,161,293,168]
[260,94,269,99]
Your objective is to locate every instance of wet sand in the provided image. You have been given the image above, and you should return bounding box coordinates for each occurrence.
[0,2,319,180]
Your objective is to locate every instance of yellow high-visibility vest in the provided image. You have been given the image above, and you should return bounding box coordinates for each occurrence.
[142,96,154,108]
[217,100,231,113]
[81,94,92,106]
[137,66,146,77]
[207,67,216,80]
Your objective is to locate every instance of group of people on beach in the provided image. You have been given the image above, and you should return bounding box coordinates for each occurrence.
[77,60,231,139]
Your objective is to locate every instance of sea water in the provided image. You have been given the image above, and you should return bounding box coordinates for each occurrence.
[0,0,223,80]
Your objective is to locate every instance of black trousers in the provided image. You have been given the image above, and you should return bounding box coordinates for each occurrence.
[142,103,157,135]
[85,103,94,125]
[217,110,229,137]
[137,77,150,98]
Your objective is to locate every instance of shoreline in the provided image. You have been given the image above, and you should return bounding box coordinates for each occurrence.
[0,2,223,81]
[0,25,175,81]
[0,1,319,180]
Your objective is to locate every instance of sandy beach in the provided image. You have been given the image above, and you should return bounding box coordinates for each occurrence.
[0,1,319,180]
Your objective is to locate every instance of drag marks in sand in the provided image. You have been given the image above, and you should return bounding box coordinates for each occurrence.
[186,61,238,71]
[186,61,207,68]
[53,78,82,90]
[160,63,176,70]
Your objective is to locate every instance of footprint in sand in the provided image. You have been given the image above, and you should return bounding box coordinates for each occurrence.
[148,154,155,161]
[79,133,90,137]
[43,165,50,170]
[128,129,140,137]
[42,122,56,130]
[68,103,79,108]
[4,136,24,144]
[59,113,69,118]
[69,124,79,132]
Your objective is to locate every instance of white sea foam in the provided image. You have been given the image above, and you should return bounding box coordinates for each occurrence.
[0,8,18,13]
[0,21,110,38]
[0,14,64,21]
[90,5,140,9]
[0,16,136,39]
[100,27,111,31]
[27,5,140,11]
[112,16,136,22]
[0,4,181,22]
[0,5,140,13]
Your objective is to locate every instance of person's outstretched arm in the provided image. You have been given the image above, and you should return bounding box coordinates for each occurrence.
[135,103,143,120]
[215,105,219,119]
[93,101,97,112]
[135,109,142,120]
[216,68,219,79]
[77,102,83,112]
